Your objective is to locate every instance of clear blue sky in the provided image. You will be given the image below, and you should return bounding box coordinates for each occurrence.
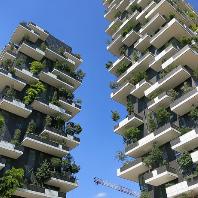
[0,1,197,198]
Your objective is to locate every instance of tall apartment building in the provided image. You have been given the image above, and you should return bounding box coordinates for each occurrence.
[0,22,84,197]
[104,0,198,197]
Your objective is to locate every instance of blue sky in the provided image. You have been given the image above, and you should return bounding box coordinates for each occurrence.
[0,0,197,198]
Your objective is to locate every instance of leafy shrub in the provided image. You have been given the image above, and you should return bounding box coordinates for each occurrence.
[147,112,157,132]
[111,111,120,122]
[129,71,147,85]
[26,120,36,134]
[30,61,45,74]
[156,107,171,125]
[123,127,140,144]
[127,100,134,115]
[105,61,113,69]
[116,63,129,75]
[177,152,193,173]
[11,129,21,146]
[181,82,193,94]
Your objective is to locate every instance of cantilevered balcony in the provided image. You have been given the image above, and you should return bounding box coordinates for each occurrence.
[117,158,149,182]
[15,185,65,198]
[41,127,80,150]
[107,35,123,57]
[171,129,198,153]
[116,0,129,12]
[39,71,74,91]
[64,51,83,68]
[51,69,81,90]
[136,1,156,24]
[15,67,39,84]
[125,123,180,158]
[117,52,154,84]
[111,82,133,105]
[31,99,72,121]
[0,140,23,159]
[0,158,5,170]
[58,98,81,117]
[0,68,26,91]
[162,45,198,71]
[137,0,152,9]
[149,44,178,72]
[11,23,39,44]
[150,18,193,49]
[46,175,78,193]
[45,48,75,68]
[22,133,68,157]
[170,87,198,116]
[104,4,118,21]
[29,22,49,41]
[130,79,152,98]
[139,14,166,35]
[144,165,178,186]
[114,113,143,135]
[18,42,45,61]
[0,96,32,118]
[105,18,122,36]
[109,55,131,76]
[0,51,17,64]
[144,66,191,98]
[191,149,198,164]
[148,92,173,112]
[112,10,140,39]
[134,34,151,52]
[122,30,140,47]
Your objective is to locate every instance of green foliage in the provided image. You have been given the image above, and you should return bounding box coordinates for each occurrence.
[4,87,16,99]
[122,22,134,37]
[109,81,119,90]
[189,105,198,121]
[129,71,147,85]
[26,120,36,134]
[30,61,45,74]
[177,152,193,172]
[126,100,134,115]
[143,143,163,168]
[11,129,21,146]
[45,115,52,127]
[105,61,113,69]
[40,42,47,51]
[159,65,177,79]
[179,127,192,135]
[147,112,157,132]
[70,164,80,174]
[149,89,163,100]
[116,63,129,75]
[119,45,127,56]
[190,24,198,32]
[132,51,139,63]
[115,151,127,162]
[55,115,65,130]
[140,191,151,198]
[123,127,140,144]
[114,11,122,19]
[51,91,59,106]
[167,89,178,100]
[66,122,82,135]
[193,68,198,79]
[51,158,61,171]
[35,160,52,187]
[188,11,196,19]
[111,111,120,122]
[0,167,24,198]
[14,58,25,68]
[155,107,171,125]
[0,114,5,134]
[129,3,141,13]
[58,47,65,56]
[54,60,71,73]
[181,36,192,46]
[24,82,46,105]
[181,82,193,94]
[59,87,74,102]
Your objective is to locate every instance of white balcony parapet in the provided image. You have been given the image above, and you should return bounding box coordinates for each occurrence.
[31,99,72,121]
[22,133,69,158]
[149,44,178,72]
[144,166,178,186]
[171,129,198,153]
[46,177,78,193]
[144,66,191,98]
[150,18,193,49]
[117,158,149,182]
[41,127,80,150]
[117,52,154,84]
[111,82,133,105]
[39,71,74,91]
[130,79,152,98]
[18,42,45,61]
[0,97,32,118]
[0,140,23,159]
[162,45,198,71]
[134,34,151,52]
[15,67,39,84]
[136,1,156,24]
[109,55,131,76]
[148,91,173,112]
[29,22,49,41]
[139,13,166,35]
[0,69,26,91]
[11,23,39,44]
[170,86,198,116]
[125,123,180,158]
[122,30,140,47]
[114,113,143,135]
